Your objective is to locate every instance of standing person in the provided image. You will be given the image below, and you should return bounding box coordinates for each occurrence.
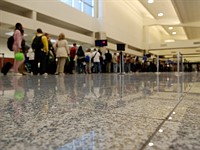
[112,52,118,73]
[31,28,49,75]
[12,23,25,76]
[98,49,104,73]
[27,48,35,74]
[92,48,101,73]
[44,33,56,74]
[68,43,77,74]
[54,33,70,75]
[85,48,92,74]
[76,46,85,74]
[105,50,112,73]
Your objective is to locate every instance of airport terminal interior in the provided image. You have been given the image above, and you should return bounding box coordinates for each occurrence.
[1,0,200,150]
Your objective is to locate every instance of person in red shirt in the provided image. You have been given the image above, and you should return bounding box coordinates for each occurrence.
[68,43,77,74]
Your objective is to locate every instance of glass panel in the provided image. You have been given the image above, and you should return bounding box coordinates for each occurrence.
[61,0,94,17]
[83,0,93,6]
[83,3,93,16]
[60,0,72,6]
[74,0,82,10]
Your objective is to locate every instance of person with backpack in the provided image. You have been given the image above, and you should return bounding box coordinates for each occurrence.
[92,48,101,73]
[31,28,49,75]
[75,46,85,74]
[105,50,112,73]
[12,23,25,76]
[84,48,92,74]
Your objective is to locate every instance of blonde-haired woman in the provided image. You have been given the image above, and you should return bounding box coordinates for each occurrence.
[54,33,70,75]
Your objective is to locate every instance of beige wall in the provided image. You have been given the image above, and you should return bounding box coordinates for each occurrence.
[0,0,165,57]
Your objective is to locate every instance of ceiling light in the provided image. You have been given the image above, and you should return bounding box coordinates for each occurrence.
[5,32,14,36]
[165,39,175,43]
[172,32,176,35]
[158,13,164,17]
[148,0,154,4]
[159,129,163,133]
[168,27,173,30]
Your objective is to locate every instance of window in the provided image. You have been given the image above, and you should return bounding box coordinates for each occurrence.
[60,0,72,6]
[74,0,82,10]
[83,3,93,16]
[60,0,94,17]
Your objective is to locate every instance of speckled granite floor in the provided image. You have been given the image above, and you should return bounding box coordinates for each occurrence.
[0,72,200,150]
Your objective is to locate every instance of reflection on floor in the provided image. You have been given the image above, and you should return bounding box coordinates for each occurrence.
[0,73,200,150]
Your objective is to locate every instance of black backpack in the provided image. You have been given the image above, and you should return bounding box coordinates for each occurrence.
[31,35,43,50]
[7,36,14,51]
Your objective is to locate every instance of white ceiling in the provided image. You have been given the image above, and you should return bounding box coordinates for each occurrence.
[136,0,200,62]
[138,0,200,40]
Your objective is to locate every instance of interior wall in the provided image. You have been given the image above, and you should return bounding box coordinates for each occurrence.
[0,0,149,57]
[100,0,144,50]
[6,0,99,32]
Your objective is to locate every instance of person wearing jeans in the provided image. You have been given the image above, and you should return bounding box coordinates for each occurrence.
[92,49,101,73]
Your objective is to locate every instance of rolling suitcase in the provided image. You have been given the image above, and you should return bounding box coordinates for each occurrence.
[1,62,13,75]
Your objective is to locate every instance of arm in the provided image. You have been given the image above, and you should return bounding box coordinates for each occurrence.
[41,36,49,54]
[65,40,70,56]
[15,30,22,49]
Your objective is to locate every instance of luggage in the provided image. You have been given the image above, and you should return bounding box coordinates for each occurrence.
[1,62,13,75]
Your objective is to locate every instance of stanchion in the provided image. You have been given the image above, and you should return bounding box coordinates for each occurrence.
[155,55,160,75]
[175,50,182,76]
[119,51,125,75]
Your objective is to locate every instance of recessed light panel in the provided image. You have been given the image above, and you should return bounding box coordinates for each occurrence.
[158,13,164,17]
[172,32,176,35]
[148,0,154,4]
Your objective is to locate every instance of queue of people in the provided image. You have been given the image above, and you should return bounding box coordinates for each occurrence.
[11,22,157,76]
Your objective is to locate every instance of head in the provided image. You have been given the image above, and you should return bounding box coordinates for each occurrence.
[36,28,43,34]
[87,48,91,52]
[15,23,23,34]
[78,46,83,51]
[44,33,50,40]
[15,23,23,30]
[58,33,65,40]
[73,43,76,47]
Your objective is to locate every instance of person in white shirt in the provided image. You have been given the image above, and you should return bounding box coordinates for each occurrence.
[92,48,101,73]
[112,52,118,73]
[27,48,35,73]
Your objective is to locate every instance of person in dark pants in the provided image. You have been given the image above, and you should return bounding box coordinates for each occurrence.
[76,46,85,74]
[105,50,112,73]
[44,33,56,74]
[31,28,49,75]
[68,43,77,74]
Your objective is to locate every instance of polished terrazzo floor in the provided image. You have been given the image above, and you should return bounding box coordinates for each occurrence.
[0,72,200,150]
